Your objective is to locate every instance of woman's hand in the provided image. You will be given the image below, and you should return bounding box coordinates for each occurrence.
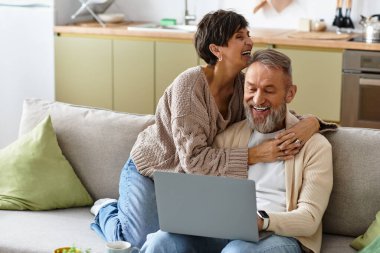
[248,137,301,165]
[247,116,320,165]
[276,116,320,151]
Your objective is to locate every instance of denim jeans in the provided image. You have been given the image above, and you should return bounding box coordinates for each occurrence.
[141,230,302,253]
[90,158,159,248]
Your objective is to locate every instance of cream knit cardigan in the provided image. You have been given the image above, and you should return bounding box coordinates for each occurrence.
[213,111,333,253]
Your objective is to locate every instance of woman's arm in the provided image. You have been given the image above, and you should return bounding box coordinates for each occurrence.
[247,117,319,165]
[172,114,248,178]
[248,113,339,164]
[276,116,320,147]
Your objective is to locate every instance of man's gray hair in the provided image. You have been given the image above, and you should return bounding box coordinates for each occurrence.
[249,49,293,85]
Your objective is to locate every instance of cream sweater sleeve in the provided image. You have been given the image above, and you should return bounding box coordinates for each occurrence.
[267,134,333,237]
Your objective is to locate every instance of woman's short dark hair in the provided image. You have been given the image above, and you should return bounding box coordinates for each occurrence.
[194,9,249,65]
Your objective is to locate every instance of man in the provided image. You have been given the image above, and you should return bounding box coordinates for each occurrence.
[141,49,333,253]
[213,49,333,253]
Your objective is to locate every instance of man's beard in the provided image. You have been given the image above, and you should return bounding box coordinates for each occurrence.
[245,102,287,133]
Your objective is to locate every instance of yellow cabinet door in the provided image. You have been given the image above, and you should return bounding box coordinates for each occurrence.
[113,39,155,114]
[155,41,199,107]
[55,35,113,109]
[276,46,343,122]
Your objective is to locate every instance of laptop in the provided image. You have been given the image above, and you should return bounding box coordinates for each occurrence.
[153,171,273,242]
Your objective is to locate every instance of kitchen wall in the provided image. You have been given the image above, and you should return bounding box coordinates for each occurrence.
[57,0,380,32]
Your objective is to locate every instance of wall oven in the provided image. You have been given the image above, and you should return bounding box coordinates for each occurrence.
[341,50,380,129]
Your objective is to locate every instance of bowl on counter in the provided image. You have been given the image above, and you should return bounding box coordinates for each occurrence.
[98,13,125,23]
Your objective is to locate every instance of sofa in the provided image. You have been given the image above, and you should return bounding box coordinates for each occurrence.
[0,98,379,253]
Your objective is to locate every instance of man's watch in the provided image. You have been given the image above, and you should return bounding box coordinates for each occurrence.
[257,210,270,231]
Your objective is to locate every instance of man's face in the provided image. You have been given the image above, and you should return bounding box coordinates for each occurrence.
[244,61,296,133]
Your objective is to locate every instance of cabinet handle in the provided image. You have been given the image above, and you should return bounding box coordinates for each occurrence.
[359,78,380,87]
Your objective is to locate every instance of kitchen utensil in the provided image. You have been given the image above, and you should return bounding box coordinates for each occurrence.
[98,13,125,23]
[312,19,327,32]
[332,0,344,28]
[71,0,115,27]
[359,14,380,43]
[343,0,354,29]
[270,0,293,13]
[253,0,268,14]
[253,0,292,13]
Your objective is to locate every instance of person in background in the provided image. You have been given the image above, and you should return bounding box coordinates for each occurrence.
[90,10,334,249]
[141,49,333,253]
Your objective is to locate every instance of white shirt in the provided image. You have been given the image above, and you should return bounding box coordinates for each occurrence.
[248,130,286,212]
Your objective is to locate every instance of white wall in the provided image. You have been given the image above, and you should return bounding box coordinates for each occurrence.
[57,0,380,32]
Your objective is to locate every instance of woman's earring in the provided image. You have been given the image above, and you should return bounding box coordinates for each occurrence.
[218,55,223,62]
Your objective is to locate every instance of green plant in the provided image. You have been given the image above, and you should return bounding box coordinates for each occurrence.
[58,245,91,253]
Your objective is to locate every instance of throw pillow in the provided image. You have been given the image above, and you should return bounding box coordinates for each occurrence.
[351,211,380,250]
[0,116,93,210]
[357,236,380,253]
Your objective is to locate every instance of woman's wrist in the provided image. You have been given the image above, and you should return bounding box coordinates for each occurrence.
[248,147,257,165]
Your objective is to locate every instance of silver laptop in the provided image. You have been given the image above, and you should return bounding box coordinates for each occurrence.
[153,171,273,242]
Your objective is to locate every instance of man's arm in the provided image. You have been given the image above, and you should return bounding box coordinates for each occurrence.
[266,134,333,237]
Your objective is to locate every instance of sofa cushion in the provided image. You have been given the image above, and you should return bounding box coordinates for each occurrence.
[321,234,356,253]
[322,127,380,237]
[18,99,155,200]
[0,208,105,253]
[0,116,92,210]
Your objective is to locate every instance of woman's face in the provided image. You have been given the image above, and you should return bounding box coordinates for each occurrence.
[219,27,253,70]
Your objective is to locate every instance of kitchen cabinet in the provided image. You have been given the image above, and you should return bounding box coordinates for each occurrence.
[113,39,154,114]
[155,41,199,105]
[55,35,200,114]
[56,35,343,122]
[55,36,113,109]
[250,43,342,122]
[275,46,343,122]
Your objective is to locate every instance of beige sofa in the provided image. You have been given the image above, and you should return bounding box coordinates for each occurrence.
[0,98,379,253]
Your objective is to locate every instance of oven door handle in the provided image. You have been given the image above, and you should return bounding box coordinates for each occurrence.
[359,78,380,87]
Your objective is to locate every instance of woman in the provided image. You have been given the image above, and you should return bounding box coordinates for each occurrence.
[91,9,327,248]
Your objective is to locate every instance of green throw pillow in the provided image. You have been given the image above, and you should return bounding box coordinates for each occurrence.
[351,211,380,250]
[0,116,93,210]
[358,236,380,253]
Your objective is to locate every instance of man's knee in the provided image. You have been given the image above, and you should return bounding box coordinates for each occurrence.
[141,231,175,253]
[222,240,250,253]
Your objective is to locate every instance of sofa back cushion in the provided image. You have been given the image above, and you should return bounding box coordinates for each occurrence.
[322,127,380,237]
[19,99,155,200]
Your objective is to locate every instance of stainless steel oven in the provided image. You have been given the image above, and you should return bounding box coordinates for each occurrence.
[341,50,380,129]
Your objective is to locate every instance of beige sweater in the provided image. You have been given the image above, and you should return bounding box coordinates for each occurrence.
[130,66,248,178]
[213,111,333,253]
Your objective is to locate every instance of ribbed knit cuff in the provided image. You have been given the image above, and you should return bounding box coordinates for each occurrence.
[319,119,339,133]
[130,149,154,177]
[224,148,248,179]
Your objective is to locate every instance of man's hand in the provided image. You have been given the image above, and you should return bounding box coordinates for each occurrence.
[257,214,264,231]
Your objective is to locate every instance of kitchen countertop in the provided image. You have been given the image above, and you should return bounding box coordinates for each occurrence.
[54,22,380,51]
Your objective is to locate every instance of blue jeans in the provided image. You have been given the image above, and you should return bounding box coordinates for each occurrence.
[141,230,302,253]
[90,158,159,248]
